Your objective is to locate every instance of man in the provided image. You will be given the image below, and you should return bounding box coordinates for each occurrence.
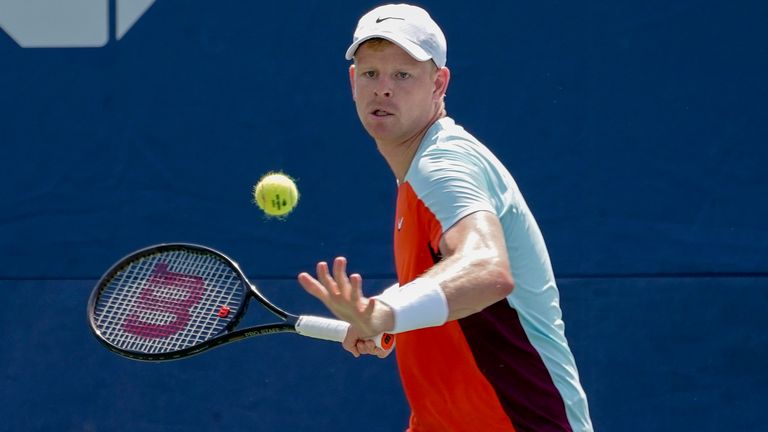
[298,4,593,431]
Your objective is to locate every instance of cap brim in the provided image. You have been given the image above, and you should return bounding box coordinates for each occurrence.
[345,33,432,63]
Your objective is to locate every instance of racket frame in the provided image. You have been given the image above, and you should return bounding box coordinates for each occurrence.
[87,243,301,362]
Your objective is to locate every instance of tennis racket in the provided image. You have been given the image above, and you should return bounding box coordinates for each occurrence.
[88,243,394,361]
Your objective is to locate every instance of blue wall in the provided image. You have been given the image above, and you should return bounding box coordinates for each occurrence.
[1,1,766,431]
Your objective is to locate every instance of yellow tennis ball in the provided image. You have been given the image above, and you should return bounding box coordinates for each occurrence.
[253,172,299,217]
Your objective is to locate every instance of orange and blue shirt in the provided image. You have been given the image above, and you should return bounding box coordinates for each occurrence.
[393,117,593,432]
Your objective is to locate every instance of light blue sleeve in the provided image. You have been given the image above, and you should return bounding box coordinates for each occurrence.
[407,139,497,233]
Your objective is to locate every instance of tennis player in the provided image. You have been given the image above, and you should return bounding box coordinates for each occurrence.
[298,4,593,431]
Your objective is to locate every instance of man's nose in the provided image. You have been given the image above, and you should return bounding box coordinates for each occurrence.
[374,78,393,97]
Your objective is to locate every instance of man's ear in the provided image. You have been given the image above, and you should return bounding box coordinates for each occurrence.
[349,64,357,100]
[434,66,451,100]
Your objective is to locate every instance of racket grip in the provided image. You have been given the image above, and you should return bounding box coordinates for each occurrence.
[295,315,394,350]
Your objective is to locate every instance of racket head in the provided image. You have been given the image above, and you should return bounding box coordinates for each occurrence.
[88,243,257,361]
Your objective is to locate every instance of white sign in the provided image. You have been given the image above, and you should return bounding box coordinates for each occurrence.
[0,0,155,48]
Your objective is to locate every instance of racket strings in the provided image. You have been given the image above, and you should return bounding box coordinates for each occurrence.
[93,250,245,354]
[98,253,239,353]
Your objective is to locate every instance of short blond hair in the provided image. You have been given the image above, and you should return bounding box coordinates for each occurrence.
[358,37,393,52]
[356,38,438,72]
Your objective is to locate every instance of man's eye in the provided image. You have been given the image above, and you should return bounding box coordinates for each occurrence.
[363,71,376,78]
[395,72,410,79]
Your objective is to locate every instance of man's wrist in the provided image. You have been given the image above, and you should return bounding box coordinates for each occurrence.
[369,299,396,335]
[374,278,449,333]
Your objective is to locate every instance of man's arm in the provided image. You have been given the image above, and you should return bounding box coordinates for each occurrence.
[426,210,515,321]
[298,210,513,356]
[372,210,513,332]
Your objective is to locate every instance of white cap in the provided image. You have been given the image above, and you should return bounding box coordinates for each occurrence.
[345,4,447,67]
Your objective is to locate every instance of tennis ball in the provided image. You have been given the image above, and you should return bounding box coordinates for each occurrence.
[253,172,299,217]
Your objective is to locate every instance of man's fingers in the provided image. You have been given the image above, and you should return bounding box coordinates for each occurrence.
[342,332,361,358]
[349,273,364,304]
[297,272,328,301]
[361,294,375,315]
[332,257,351,295]
[374,347,392,359]
[355,340,368,354]
[358,339,374,353]
[316,261,339,295]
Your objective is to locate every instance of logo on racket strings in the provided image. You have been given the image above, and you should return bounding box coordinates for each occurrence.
[123,262,204,339]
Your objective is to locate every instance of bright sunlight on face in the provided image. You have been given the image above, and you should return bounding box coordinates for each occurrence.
[351,40,445,145]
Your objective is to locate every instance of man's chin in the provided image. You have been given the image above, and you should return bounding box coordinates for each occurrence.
[363,123,398,142]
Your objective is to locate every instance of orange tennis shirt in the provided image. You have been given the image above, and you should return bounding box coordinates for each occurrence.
[391,118,592,432]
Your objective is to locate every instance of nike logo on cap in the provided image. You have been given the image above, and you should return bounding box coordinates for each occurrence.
[376,16,405,23]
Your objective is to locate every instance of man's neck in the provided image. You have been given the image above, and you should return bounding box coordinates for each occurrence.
[376,112,445,183]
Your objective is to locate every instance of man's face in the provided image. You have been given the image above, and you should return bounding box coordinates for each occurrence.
[350,41,445,144]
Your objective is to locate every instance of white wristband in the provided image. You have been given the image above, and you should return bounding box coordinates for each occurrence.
[379,282,400,297]
[375,278,448,334]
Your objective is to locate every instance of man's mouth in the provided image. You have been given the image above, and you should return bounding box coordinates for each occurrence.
[372,109,393,117]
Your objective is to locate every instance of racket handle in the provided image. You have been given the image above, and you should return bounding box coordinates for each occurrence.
[295,315,394,350]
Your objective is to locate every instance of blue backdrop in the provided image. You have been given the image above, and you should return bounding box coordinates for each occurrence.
[1,1,766,431]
